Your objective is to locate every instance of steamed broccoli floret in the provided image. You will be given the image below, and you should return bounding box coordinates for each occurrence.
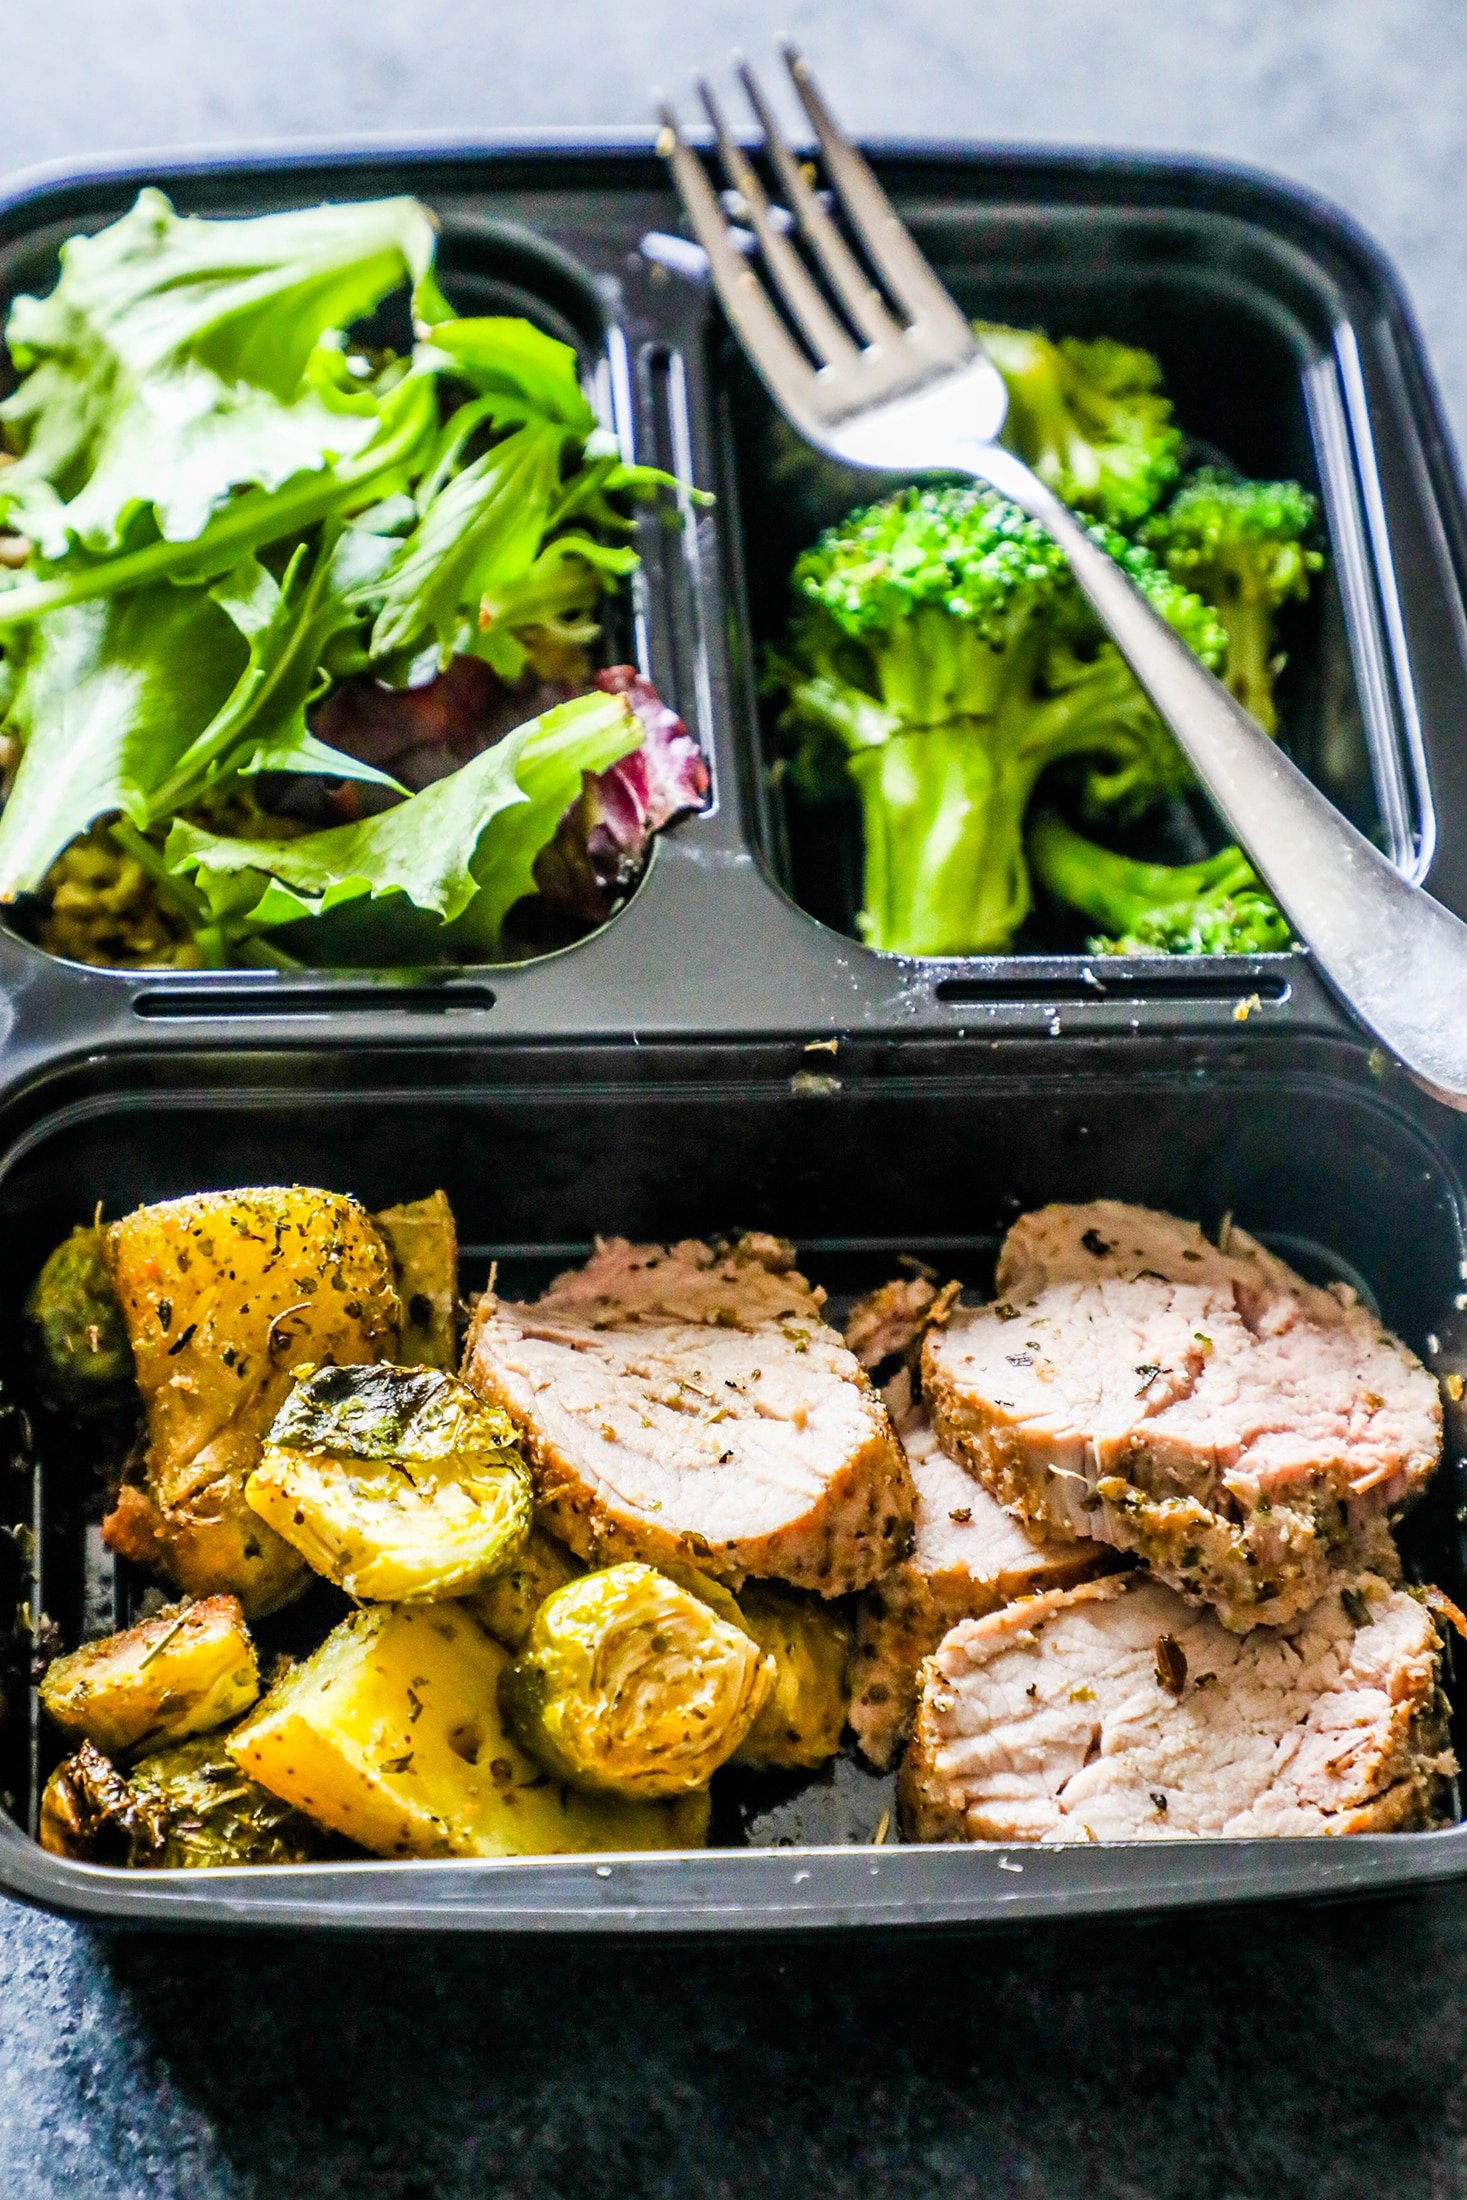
[1028,808,1290,956]
[1139,468,1322,735]
[771,484,1226,956]
[976,324,1183,527]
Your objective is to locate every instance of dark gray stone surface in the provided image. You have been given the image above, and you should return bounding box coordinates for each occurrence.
[5,1890,1467,2197]
[4,5,1467,2193]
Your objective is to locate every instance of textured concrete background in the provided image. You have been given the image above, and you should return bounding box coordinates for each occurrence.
[7,0,1467,447]
[5,4,1467,2194]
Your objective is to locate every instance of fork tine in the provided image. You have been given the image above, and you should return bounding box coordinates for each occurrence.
[697,76,859,372]
[655,101,821,428]
[781,43,974,349]
[734,55,901,351]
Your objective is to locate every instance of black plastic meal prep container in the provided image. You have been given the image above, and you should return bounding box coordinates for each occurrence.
[1,134,1467,1930]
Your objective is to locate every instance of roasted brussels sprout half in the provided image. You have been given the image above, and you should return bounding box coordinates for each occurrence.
[24,1223,134,1414]
[39,1735,323,1867]
[39,1740,162,1864]
[731,1585,852,1770]
[103,1187,402,1614]
[228,1601,708,1859]
[374,1192,459,1369]
[465,1525,584,1652]
[39,1595,259,1757]
[505,1562,775,1799]
[247,1362,533,1602]
[127,1733,326,1867]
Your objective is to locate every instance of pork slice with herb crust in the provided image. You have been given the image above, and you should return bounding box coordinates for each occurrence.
[838,1274,1114,1768]
[923,1200,1438,1630]
[900,1570,1455,1842]
[463,1235,913,1594]
[848,1369,1116,1768]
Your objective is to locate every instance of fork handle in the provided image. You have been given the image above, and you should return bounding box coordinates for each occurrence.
[963,440,1467,1109]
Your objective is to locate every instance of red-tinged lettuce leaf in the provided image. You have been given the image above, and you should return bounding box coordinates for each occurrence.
[162,688,642,960]
[306,657,577,809]
[1,189,439,558]
[532,667,710,922]
[291,658,708,916]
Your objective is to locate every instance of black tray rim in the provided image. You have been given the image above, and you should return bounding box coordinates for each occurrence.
[6,1814,1467,1935]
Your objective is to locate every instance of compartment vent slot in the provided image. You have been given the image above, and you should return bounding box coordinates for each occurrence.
[934,971,1292,1006]
[134,985,496,1020]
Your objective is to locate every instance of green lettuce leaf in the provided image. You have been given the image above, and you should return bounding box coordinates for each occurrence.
[143,522,407,817]
[0,583,248,895]
[469,533,638,682]
[417,315,596,436]
[163,687,642,957]
[0,189,438,558]
[0,364,440,631]
[365,418,568,667]
[0,199,687,957]
[0,515,414,895]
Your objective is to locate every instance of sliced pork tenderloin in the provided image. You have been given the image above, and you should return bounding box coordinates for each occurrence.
[463,1235,913,1594]
[848,1369,1115,1768]
[923,1200,1435,1630]
[900,1570,1454,1843]
[836,1275,1112,1768]
[843,1273,960,1378]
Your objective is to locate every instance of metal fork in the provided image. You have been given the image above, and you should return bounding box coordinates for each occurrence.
[658,47,1467,1111]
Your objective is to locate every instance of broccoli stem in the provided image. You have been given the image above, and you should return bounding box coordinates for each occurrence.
[850,724,1037,955]
[1213,589,1278,736]
[786,657,1196,956]
[1027,809,1257,934]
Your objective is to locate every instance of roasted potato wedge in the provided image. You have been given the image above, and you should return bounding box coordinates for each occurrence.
[374,1193,459,1369]
[246,1362,533,1601]
[465,1525,585,1652]
[39,1595,259,1757]
[731,1584,852,1770]
[228,1601,708,1858]
[24,1223,134,1414]
[39,1734,323,1867]
[104,1187,401,1614]
[101,1477,310,1619]
[504,1562,775,1799]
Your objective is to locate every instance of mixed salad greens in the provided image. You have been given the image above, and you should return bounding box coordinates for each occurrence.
[769,325,1323,958]
[0,192,707,968]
